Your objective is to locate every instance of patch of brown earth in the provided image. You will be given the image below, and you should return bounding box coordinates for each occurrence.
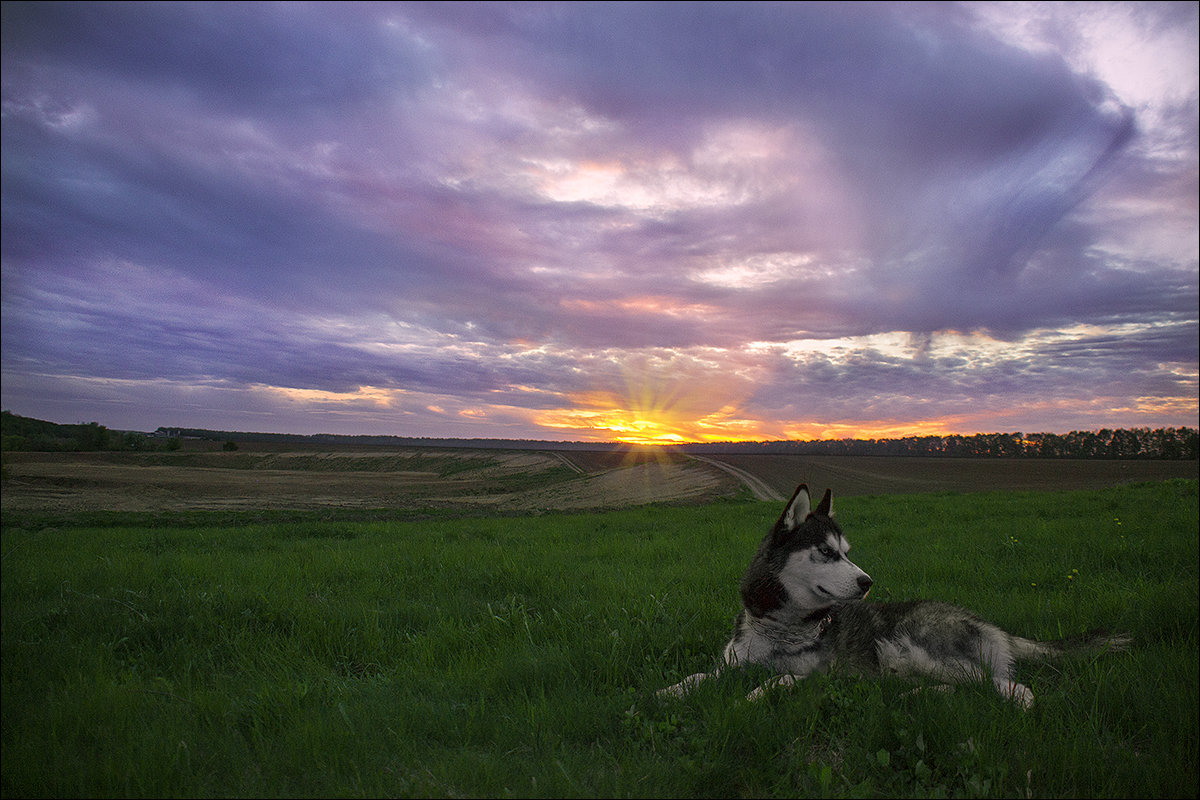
[0,450,740,514]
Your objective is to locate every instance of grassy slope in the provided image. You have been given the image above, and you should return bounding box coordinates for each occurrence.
[1,480,1196,797]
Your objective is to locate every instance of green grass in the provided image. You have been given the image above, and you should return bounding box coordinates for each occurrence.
[2,480,1196,797]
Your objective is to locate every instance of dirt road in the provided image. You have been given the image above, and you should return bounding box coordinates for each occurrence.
[686,455,785,501]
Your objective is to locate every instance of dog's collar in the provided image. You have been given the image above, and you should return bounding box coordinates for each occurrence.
[804,606,836,636]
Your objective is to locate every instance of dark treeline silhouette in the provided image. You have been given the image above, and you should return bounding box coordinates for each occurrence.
[1,411,180,452]
[3,412,1196,459]
[674,428,1199,459]
[152,427,628,452]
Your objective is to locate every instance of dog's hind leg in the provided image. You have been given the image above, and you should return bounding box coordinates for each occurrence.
[995,677,1034,709]
[899,678,1031,709]
[979,636,1035,709]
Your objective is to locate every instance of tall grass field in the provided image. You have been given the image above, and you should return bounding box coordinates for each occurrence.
[2,480,1196,797]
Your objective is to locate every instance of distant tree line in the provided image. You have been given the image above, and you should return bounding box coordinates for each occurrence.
[676,428,1199,460]
[155,426,1199,459]
[152,427,631,451]
[1,411,181,452]
[3,412,1196,459]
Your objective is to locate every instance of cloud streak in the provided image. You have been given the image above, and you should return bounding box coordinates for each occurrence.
[2,1,1196,442]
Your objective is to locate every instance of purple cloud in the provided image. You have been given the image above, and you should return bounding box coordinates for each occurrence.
[2,1,1195,440]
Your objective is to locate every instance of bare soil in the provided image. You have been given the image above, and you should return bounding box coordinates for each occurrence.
[707,453,1198,498]
[0,447,740,514]
[2,446,1194,515]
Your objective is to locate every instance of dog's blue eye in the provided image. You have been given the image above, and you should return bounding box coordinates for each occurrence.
[819,545,838,559]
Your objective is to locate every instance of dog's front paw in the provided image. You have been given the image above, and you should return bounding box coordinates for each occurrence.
[747,674,799,701]
[657,672,711,698]
[901,683,956,699]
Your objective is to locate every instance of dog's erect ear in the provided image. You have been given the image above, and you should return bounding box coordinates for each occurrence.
[779,484,812,532]
[815,488,833,517]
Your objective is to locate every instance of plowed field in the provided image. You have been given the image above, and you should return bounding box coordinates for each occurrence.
[2,445,1194,514]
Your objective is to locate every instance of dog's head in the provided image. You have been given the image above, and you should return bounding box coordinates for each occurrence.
[740,484,873,616]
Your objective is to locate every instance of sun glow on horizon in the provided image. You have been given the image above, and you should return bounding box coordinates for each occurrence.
[529,360,763,444]
[528,401,1040,445]
[527,359,981,445]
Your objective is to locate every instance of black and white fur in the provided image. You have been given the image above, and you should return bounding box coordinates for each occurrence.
[660,484,1129,708]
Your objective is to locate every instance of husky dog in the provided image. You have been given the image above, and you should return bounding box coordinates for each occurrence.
[660,484,1129,708]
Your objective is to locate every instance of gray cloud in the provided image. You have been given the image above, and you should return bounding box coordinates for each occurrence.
[2,1,1195,438]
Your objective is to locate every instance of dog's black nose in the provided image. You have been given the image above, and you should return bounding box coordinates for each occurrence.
[858,575,873,594]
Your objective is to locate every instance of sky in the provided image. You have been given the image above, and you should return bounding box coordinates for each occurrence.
[2,1,1197,445]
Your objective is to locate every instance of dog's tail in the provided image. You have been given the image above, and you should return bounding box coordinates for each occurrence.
[1010,629,1131,661]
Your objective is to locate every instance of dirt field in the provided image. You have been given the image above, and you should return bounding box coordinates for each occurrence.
[0,447,740,514]
[706,453,1199,499]
[2,446,1194,515]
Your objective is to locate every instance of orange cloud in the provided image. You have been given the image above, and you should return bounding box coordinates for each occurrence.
[780,419,964,442]
[559,295,720,318]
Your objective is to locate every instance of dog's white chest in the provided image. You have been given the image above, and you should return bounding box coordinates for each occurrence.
[723,622,830,677]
